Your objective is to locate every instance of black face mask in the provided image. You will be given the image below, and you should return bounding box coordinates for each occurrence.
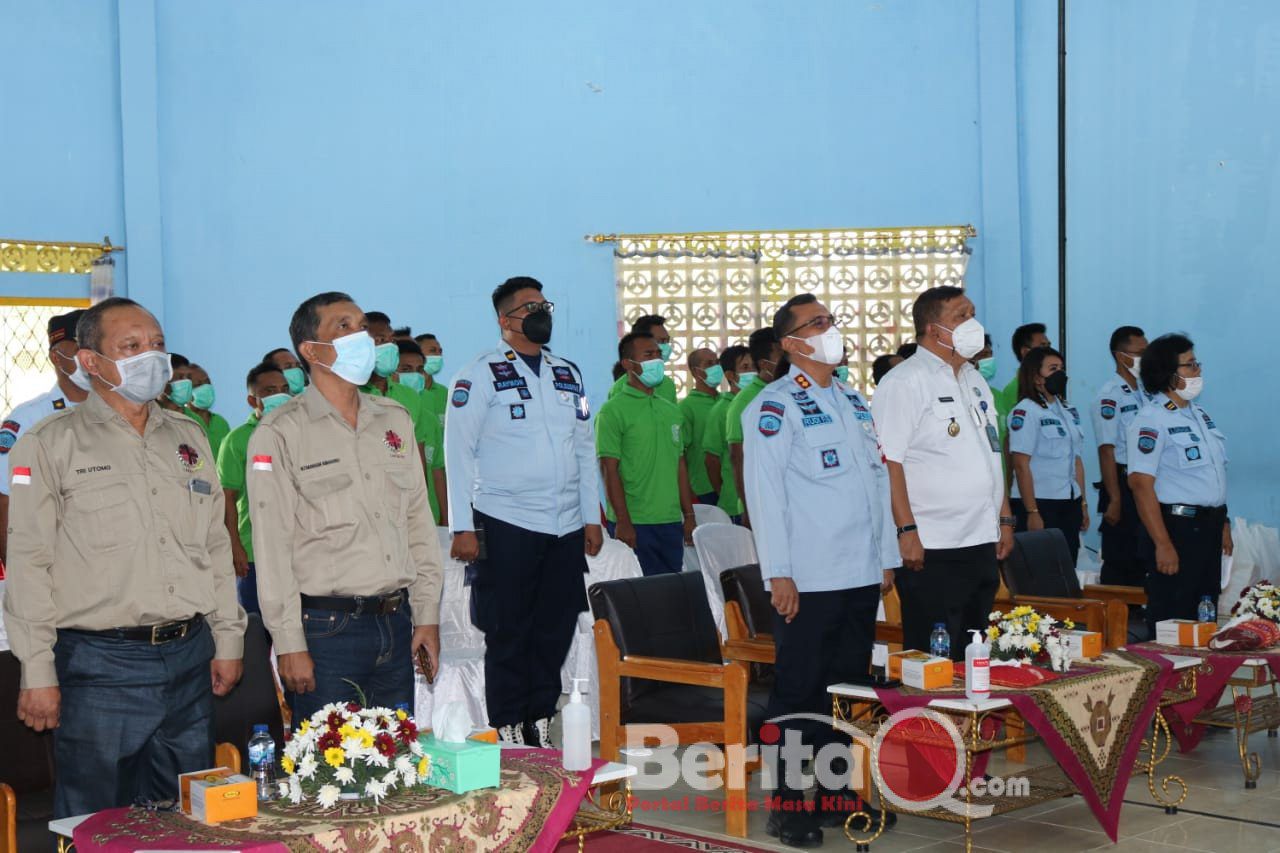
[520,310,553,345]
[1044,371,1069,398]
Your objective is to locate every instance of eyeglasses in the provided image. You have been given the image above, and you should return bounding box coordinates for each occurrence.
[1176,360,1203,372]
[785,314,837,337]
[505,301,555,317]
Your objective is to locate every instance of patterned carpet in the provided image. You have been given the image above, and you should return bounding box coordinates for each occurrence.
[554,822,780,852]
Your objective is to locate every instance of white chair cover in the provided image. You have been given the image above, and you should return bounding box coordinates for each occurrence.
[692,523,758,641]
[693,503,732,527]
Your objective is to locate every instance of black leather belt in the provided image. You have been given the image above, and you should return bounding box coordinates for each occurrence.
[66,614,203,645]
[1161,503,1226,519]
[301,589,406,616]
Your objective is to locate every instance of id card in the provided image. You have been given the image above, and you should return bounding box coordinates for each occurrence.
[985,423,1000,452]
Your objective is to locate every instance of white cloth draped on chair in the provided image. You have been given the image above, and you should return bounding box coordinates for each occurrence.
[691,522,758,640]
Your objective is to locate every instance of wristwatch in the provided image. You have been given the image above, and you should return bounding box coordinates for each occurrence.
[999,516,1017,528]
[896,524,918,537]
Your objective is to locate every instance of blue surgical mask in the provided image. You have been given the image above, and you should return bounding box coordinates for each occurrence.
[282,366,306,395]
[737,371,758,388]
[259,393,290,416]
[703,365,725,388]
[977,356,997,381]
[424,355,444,376]
[310,331,376,385]
[397,372,426,393]
[658,342,673,362]
[834,366,850,382]
[632,358,666,388]
[168,378,193,406]
[373,342,400,378]
[191,383,216,410]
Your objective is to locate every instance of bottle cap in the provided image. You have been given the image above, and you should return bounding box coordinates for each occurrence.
[253,723,269,733]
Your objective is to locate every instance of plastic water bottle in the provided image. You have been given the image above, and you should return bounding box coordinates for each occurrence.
[1198,596,1216,623]
[930,623,951,659]
[248,724,277,801]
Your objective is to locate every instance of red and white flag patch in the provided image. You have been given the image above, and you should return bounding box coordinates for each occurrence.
[252,455,273,472]
[12,466,32,486]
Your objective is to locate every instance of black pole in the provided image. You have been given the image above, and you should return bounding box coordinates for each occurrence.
[1057,0,1068,360]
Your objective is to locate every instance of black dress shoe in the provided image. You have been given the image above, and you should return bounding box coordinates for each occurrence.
[815,791,897,831]
[765,809,824,848]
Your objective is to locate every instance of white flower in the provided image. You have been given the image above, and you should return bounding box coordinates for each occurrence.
[287,775,303,805]
[365,778,389,802]
[334,766,356,785]
[298,755,319,780]
[410,739,424,757]
[395,755,414,776]
[277,780,290,798]
[383,768,400,787]
[402,770,417,787]
[317,784,340,809]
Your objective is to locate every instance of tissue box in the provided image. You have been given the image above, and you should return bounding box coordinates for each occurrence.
[888,651,953,689]
[1061,629,1103,659]
[1156,619,1215,648]
[419,733,501,793]
[178,767,257,824]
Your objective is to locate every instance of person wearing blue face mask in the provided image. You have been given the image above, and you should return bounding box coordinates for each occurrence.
[678,347,722,505]
[414,333,448,430]
[181,363,231,456]
[395,339,448,526]
[607,314,677,404]
[216,362,292,614]
[247,292,443,722]
[263,347,308,395]
[597,332,696,576]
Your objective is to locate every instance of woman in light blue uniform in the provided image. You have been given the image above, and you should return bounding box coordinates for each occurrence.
[1007,346,1089,564]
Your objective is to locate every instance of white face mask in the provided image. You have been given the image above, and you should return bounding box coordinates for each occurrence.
[54,350,92,391]
[791,326,844,366]
[1178,375,1203,401]
[93,350,173,404]
[1118,352,1141,377]
[936,317,986,359]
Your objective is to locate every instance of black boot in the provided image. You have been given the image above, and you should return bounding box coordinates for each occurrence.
[815,788,896,831]
[766,803,824,848]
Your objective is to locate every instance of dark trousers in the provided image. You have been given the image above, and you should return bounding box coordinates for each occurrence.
[288,604,413,723]
[1011,497,1083,566]
[608,520,685,575]
[697,491,719,506]
[766,585,881,802]
[896,543,999,661]
[237,561,261,616]
[1098,467,1147,585]
[1141,507,1225,632]
[470,511,588,728]
[53,618,215,817]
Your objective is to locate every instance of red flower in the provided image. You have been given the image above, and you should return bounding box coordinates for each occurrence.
[326,711,344,730]
[346,702,362,713]
[374,733,398,758]
[396,720,418,743]
[318,730,341,750]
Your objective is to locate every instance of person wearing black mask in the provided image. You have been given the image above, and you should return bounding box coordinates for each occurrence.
[1007,347,1089,564]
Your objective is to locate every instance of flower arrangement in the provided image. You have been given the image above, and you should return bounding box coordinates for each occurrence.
[279,700,429,807]
[1230,581,1280,623]
[986,606,1074,672]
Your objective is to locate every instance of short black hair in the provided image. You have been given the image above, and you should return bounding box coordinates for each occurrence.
[983,333,993,346]
[1011,322,1048,361]
[771,293,819,338]
[872,354,900,385]
[290,291,355,368]
[611,361,626,381]
[896,342,917,359]
[365,311,392,327]
[246,361,285,391]
[1017,346,1065,406]
[718,344,750,374]
[492,276,543,314]
[396,340,424,357]
[262,347,291,364]
[747,327,777,367]
[1140,333,1193,395]
[911,286,966,337]
[618,331,653,363]
[169,352,190,369]
[631,314,666,336]
[1109,325,1145,355]
[76,296,148,353]
[392,326,411,337]
[414,333,438,345]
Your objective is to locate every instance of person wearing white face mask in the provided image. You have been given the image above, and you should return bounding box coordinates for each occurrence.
[247,292,443,723]
[1127,333,1231,635]
[0,309,90,561]
[744,294,899,844]
[4,296,246,817]
[871,286,1015,660]
[1092,325,1152,586]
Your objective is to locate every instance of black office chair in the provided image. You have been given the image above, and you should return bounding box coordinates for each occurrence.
[213,614,284,771]
[1001,528,1081,598]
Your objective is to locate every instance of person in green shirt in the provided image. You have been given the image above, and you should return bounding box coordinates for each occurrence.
[182,362,231,455]
[394,339,448,526]
[596,332,695,575]
[678,347,722,504]
[725,328,783,528]
[414,332,448,430]
[996,322,1051,424]
[607,314,677,404]
[263,346,308,395]
[217,361,291,614]
[703,344,752,522]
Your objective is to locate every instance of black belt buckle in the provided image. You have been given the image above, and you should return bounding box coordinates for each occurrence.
[151,620,189,645]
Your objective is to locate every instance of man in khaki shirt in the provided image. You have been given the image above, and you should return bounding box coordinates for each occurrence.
[249,292,442,722]
[3,297,246,818]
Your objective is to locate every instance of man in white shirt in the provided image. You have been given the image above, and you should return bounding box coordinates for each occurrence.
[871,287,1015,658]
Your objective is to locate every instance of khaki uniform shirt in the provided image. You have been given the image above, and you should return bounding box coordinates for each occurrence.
[2,392,247,689]
[247,385,442,655]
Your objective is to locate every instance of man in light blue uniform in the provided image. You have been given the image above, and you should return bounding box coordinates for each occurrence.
[1126,333,1230,633]
[445,276,603,748]
[744,294,898,847]
[1092,325,1151,585]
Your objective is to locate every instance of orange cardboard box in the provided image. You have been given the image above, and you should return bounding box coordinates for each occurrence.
[469,727,498,744]
[1156,619,1215,648]
[887,650,934,681]
[1061,629,1103,659]
[178,767,257,823]
[900,654,953,690]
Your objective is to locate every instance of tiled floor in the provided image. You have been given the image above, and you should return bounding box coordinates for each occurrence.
[624,727,1280,851]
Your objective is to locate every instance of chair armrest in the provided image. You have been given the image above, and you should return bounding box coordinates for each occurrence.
[1010,595,1108,636]
[1083,584,1148,606]
[722,638,776,664]
[618,655,738,688]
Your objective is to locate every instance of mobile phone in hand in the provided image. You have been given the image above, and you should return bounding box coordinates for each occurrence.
[416,646,435,685]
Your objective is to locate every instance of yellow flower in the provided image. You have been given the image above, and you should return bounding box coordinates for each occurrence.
[298,720,311,735]
[324,747,346,768]
[281,755,296,775]
[1030,641,1041,654]
[396,709,408,721]
[987,626,1000,639]
[1064,619,1075,630]
[417,755,431,778]
[338,723,357,740]
[358,729,375,748]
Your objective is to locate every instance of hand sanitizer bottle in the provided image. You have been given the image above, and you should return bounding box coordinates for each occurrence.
[965,629,990,702]
[562,678,591,771]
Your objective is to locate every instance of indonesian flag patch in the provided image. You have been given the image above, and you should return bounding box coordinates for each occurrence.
[252,455,273,471]
[12,466,32,486]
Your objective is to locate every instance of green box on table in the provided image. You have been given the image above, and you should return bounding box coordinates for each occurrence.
[418,733,501,793]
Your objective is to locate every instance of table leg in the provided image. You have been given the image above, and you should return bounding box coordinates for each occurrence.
[1143,707,1188,813]
[1230,686,1263,789]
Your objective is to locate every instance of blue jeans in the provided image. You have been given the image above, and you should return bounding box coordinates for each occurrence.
[287,604,413,723]
[608,521,685,576]
[237,562,261,616]
[53,618,215,817]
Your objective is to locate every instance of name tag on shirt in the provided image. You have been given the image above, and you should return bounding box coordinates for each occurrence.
[189,478,213,495]
[985,423,1000,452]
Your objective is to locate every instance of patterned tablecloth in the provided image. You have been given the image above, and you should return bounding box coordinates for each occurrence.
[873,651,1175,842]
[73,750,603,853]
[1127,642,1280,751]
